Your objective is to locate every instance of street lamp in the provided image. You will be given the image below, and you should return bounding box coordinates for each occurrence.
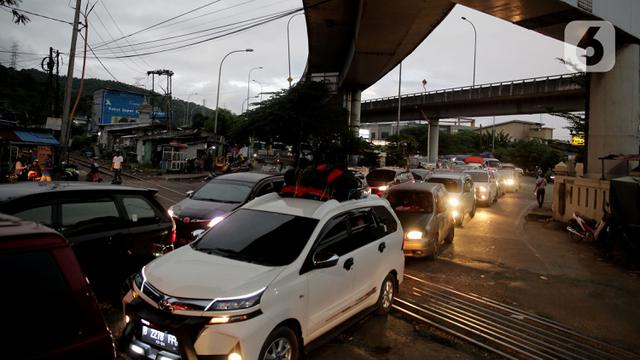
[241,95,259,113]
[286,13,303,88]
[461,16,477,86]
[185,91,198,127]
[214,48,253,135]
[252,79,263,102]
[246,66,262,112]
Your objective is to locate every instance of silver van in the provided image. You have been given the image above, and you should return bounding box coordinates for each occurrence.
[426,172,476,226]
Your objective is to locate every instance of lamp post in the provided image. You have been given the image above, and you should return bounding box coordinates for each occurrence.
[246,66,262,112]
[214,48,253,135]
[185,91,198,127]
[252,79,263,102]
[461,16,477,86]
[286,13,303,88]
[241,96,259,113]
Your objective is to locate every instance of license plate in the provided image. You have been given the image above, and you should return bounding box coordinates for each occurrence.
[141,324,179,353]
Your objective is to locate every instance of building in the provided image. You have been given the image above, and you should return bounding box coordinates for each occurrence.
[475,120,553,141]
[359,120,475,145]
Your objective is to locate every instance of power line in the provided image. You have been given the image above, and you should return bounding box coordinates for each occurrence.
[93,0,223,49]
[93,8,296,54]
[98,0,154,69]
[92,9,147,73]
[80,33,119,82]
[98,7,302,59]
[0,4,76,25]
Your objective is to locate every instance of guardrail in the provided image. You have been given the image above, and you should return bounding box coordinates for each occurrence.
[362,73,585,105]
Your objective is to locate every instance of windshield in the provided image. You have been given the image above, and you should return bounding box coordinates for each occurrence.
[193,181,252,203]
[427,178,460,193]
[466,172,489,183]
[191,209,319,266]
[386,191,433,213]
[366,169,396,182]
[485,160,501,168]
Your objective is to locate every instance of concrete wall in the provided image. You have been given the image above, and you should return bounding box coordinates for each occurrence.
[552,175,610,223]
[586,43,640,178]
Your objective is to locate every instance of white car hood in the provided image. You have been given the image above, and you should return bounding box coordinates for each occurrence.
[144,245,284,300]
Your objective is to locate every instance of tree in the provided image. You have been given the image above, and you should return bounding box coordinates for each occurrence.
[1,0,30,24]
[240,81,349,162]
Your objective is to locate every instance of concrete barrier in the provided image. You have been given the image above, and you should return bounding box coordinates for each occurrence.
[552,176,610,223]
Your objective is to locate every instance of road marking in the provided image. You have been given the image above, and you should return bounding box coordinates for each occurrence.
[515,201,551,274]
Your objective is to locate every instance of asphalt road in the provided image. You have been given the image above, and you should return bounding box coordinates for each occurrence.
[107,176,640,359]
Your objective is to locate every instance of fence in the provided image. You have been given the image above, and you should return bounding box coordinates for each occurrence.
[552,176,610,223]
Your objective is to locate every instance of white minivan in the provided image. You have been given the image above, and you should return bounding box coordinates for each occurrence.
[120,193,404,360]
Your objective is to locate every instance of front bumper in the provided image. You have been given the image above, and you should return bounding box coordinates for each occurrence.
[403,237,434,257]
[120,289,275,360]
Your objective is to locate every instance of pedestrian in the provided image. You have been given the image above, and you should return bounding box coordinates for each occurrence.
[14,157,26,180]
[112,150,124,184]
[534,173,547,208]
[39,157,52,182]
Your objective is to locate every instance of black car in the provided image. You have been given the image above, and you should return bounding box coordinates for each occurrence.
[169,172,284,244]
[0,182,175,300]
[366,167,415,196]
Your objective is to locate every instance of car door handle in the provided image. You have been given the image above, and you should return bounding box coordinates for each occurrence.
[378,242,386,253]
[343,258,354,271]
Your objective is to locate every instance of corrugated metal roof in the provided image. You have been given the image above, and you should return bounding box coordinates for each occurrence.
[13,131,60,145]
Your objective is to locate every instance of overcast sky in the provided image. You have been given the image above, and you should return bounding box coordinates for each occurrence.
[0,0,581,140]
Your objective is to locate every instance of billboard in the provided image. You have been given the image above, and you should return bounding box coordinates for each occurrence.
[97,90,145,124]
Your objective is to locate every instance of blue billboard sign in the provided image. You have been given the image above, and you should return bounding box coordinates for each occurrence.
[99,90,145,124]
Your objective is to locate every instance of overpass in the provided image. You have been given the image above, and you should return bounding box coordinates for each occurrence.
[360,73,585,122]
[302,0,640,177]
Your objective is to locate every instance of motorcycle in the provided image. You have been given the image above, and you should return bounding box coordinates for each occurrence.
[57,161,80,181]
[566,210,609,243]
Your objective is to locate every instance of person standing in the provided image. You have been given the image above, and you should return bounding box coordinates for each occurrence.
[534,173,547,208]
[14,157,26,181]
[112,151,124,184]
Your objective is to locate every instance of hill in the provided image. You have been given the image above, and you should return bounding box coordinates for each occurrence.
[0,64,213,126]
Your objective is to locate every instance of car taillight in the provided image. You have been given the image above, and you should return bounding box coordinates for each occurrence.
[170,226,176,245]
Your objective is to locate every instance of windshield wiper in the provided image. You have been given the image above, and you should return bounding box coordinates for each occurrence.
[194,197,240,203]
[208,248,259,263]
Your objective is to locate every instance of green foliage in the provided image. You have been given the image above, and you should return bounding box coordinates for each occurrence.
[239,81,350,162]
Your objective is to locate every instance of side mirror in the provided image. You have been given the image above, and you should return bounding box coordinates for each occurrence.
[313,251,339,269]
[186,190,194,198]
[191,229,205,240]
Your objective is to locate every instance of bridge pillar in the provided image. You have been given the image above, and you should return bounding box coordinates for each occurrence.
[346,89,362,135]
[428,119,439,163]
[586,43,640,178]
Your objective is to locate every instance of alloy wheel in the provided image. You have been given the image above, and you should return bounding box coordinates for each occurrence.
[264,337,292,360]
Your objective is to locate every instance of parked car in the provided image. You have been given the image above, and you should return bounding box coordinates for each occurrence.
[366,167,414,196]
[426,172,476,226]
[0,214,115,360]
[385,183,454,258]
[120,192,404,360]
[0,182,176,300]
[464,170,499,206]
[169,172,284,245]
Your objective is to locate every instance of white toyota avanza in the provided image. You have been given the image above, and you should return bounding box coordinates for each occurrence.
[120,192,404,360]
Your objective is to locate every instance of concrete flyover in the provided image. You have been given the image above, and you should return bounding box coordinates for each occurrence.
[360,73,586,122]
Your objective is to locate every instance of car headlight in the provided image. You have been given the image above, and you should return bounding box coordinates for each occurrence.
[448,197,460,207]
[378,185,388,192]
[208,216,225,227]
[451,210,460,218]
[504,178,514,185]
[478,186,487,192]
[406,230,423,240]
[207,288,266,311]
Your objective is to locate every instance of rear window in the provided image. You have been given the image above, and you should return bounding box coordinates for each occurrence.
[193,181,252,203]
[192,209,318,266]
[386,191,434,213]
[366,169,396,182]
[466,172,489,183]
[428,177,461,193]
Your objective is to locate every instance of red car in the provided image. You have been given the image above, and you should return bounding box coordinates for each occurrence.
[366,167,415,196]
[0,214,115,360]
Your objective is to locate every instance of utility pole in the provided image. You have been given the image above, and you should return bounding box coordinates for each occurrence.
[55,50,61,117]
[60,0,82,158]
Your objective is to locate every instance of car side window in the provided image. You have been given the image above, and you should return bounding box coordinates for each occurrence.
[372,206,398,234]
[316,216,357,256]
[255,182,275,197]
[464,179,473,193]
[272,180,284,192]
[348,210,377,245]
[13,205,53,227]
[61,199,122,237]
[122,196,158,223]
